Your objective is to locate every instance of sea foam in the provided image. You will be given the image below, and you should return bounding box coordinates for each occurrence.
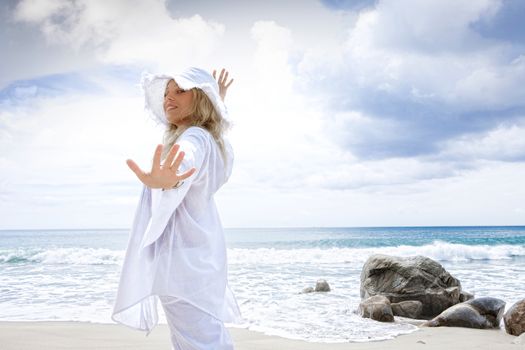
[1,241,523,266]
[228,241,525,265]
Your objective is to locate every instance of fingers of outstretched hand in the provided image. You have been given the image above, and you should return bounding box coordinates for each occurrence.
[171,150,185,171]
[164,143,180,169]
[178,167,197,180]
[152,144,163,171]
[126,159,147,182]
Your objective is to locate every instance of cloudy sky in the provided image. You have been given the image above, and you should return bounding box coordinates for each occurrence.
[1,0,524,229]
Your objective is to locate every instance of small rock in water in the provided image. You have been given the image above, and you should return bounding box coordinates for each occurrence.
[504,298,525,336]
[315,279,331,292]
[358,295,394,322]
[301,287,314,294]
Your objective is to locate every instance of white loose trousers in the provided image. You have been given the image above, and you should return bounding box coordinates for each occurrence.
[159,295,234,350]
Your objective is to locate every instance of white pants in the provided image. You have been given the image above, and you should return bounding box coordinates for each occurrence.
[159,296,234,350]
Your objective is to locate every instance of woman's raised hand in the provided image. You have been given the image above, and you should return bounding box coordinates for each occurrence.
[213,68,234,101]
[126,144,196,189]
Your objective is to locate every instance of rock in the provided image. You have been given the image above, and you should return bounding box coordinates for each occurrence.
[423,297,506,329]
[459,291,475,302]
[360,254,467,318]
[391,300,423,319]
[467,297,506,327]
[315,279,330,292]
[301,279,330,293]
[504,298,525,336]
[358,295,394,322]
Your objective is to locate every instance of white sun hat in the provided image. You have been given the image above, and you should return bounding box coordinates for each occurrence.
[141,67,228,126]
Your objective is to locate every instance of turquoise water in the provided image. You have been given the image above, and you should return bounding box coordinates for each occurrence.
[1,226,524,342]
[3,226,524,250]
[225,226,525,248]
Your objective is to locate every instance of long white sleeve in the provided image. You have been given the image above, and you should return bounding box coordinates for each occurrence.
[139,127,207,250]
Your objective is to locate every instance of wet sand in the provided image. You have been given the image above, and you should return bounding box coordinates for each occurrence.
[0,321,522,349]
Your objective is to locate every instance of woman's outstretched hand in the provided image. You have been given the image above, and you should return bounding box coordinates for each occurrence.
[126,144,196,189]
[213,68,234,101]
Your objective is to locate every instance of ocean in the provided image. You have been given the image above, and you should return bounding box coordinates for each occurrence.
[1,226,524,342]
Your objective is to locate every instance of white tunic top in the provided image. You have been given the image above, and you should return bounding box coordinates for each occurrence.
[112,126,242,335]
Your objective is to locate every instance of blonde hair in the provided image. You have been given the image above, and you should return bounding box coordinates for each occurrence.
[161,86,231,165]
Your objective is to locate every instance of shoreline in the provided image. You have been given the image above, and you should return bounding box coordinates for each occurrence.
[0,321,521,349]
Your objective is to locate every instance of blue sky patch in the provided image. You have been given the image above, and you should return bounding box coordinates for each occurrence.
[470,0,525,44]
[319,0,377,11]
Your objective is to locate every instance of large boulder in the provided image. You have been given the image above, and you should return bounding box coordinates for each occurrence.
[423,297,506,329]
[358,295,394,322]
[504,298,525,336]
[360,254,466,318]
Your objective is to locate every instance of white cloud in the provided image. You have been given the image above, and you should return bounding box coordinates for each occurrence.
[13,0,225,70]
[351,0,500,52]
[439,120,525,161]
[291,0,525,168]
[225,20,329,190]
[0,76,160,199]
[452,54,525,108]
[0,72,173,228]
[251,20,293,87]
[13,0,68,23]
[338,0,517,108]
[218,160,525,227]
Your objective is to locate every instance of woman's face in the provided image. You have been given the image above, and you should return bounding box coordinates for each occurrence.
[163,79,194,126]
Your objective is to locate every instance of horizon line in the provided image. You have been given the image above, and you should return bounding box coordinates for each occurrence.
[1,224,525,231]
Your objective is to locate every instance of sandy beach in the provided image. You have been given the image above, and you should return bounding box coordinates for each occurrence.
[0,321,522,350]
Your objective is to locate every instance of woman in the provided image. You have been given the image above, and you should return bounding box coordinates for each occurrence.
[112,67,242,349]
